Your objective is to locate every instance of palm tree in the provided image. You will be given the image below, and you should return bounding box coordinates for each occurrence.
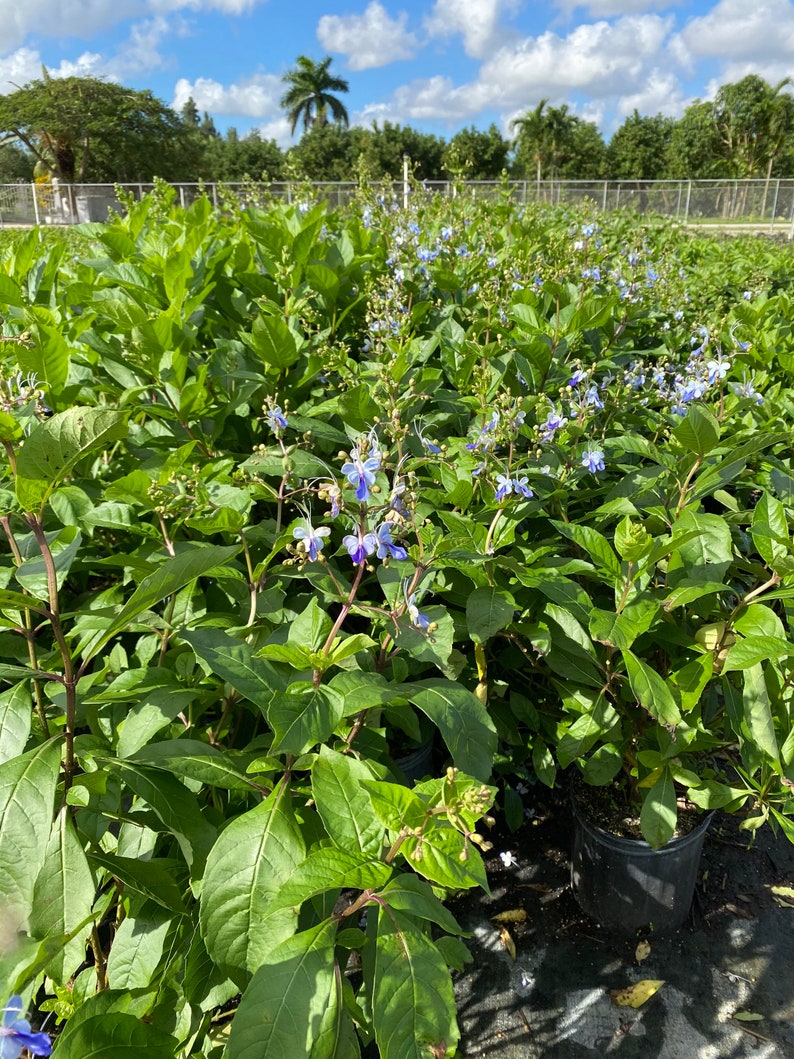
[511,98,549,189]
[280,56,350,137]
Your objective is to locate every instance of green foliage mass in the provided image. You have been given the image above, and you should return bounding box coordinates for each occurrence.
[0,182,794,1056]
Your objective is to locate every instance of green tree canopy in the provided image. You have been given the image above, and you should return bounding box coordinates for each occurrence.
[280,55,350,136]
[607,111,675,179]
[0,74,191,183]
[442,125,509,180]
[511,100,606,182]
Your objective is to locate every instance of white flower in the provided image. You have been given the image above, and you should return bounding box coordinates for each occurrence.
[499,850,518,868]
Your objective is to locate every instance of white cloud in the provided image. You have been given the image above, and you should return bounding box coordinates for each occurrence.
[477,14,674,108]
[615,70,687,122]
[424,0,521,59]
[371,12,682,133]
[0,47,109,94]
[555,0,672,16]
[676,0,794,62]
[317,2,417,70]
[172,73,283,119]
[0,0,267,56]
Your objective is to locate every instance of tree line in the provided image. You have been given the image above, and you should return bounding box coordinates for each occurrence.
[0,59,791,186]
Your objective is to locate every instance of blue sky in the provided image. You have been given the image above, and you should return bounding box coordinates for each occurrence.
[2,1,793,145]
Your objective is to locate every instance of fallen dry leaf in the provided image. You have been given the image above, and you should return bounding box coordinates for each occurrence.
[610,980,664,1008]
[770,884,794,900]
[635,940,651,964]
[724,902,754,919]
[732,1011,764,1022]
[498,926,516,960]
[492,908,527,925]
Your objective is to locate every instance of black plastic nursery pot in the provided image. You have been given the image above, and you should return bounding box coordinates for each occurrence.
[571,797,714,935]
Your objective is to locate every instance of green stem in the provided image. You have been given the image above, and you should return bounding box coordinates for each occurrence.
[28,516,77,795]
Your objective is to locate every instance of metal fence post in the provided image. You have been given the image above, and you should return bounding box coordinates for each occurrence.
[31,183,40,226]
[684,181,691,224]
[770,179,780,227]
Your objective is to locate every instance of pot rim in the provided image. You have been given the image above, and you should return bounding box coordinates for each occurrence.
[571,790,715,855]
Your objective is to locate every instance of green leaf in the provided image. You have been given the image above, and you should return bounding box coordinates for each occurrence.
[751,493,789,569]
[225,919,336,1059]
[640,767,678,848]
[723,635,794,671]
[672,404,720,457]
[93,544,239,653]
[405,679,496,780]
[0,682,32,764]
[623,650,681,725]
[105,910,173,991]
[181,626,286,710]
[245,312,300,371]
[369,907,459,1059]
[0,738,60,924]
[14,525,81,597]
[380,875,463,935]
[362,781,428,831]
[288,596,333,652]
[401,825,488,891]
[267,848,393,915]
[312,746,385,855]
[130,738,257,790]
[52,1012,178,1059]
[89,850,187,914]
[200,786,305,984]
[552,521,621,579]
[466,586,514,643]
[556,695,619,768]
[15,408,128,511]
[268,682,347,756]
[742,662,779,762]
[99,758,216,880]
[28,809,97,984]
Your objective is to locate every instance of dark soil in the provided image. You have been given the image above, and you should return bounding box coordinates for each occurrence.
[445,780,794,1058]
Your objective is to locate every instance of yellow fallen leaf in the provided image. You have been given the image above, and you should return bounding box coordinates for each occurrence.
[732,1011,764,1022]
[498,926,516,960]
[773,896,794,909]
[770,884,794,900]
[635,940,651,964]
[492,909,527,924]
[610,980,664,1008]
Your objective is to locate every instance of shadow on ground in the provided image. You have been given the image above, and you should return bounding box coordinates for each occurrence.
[448,787,794,1058]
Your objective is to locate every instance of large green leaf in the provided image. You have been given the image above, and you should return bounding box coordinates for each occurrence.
[244,313,300,371]
[405,679,496,780]
[105,910,173,991]
[368,907,458,1059]
[88,850,187,914]
[640,767,677,849]
[225,919,336,1059]
[466,586,514,643]
[200,786,306,984]
[0,682,32,764]
[0,738,60,924]
[672,404,719,457]
[130,738,257,791]
[623,650,681,725]
[311,746,385,855]
[181,626,286,710]
[52,1012,178,1059]
[268,683,347,756]
[15,407,128,511]
[742,662,779,762]
[84,544,239,662]
[28,809,97,984]
[99,758,217,881]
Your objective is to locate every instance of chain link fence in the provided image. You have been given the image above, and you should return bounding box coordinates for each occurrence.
[2,179,794,233]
